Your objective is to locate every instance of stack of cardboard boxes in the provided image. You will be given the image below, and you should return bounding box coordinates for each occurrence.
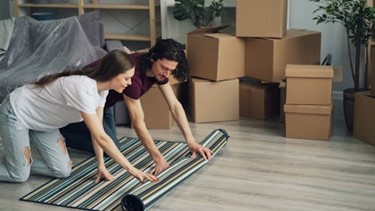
[284,64,334,141]
[236,0,321,121]
[127,0,325,129]
[187,26,243,122]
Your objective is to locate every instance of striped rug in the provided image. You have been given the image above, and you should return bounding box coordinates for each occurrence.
[20,129,229,211]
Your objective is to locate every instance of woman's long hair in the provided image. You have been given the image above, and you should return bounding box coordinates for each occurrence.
[140,39,188,81]
[34,50,134,87]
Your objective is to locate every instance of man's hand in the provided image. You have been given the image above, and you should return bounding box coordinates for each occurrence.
[151,157,170,176]
[95,165,114,183]
[188,142,213,160]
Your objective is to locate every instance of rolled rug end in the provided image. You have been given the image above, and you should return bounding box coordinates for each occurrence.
[121,194,144,211]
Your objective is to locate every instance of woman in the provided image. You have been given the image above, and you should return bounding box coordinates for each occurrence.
[61,39,212,176]
[0,50,158,183]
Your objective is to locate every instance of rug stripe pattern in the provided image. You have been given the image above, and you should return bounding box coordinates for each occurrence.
[121,128,229,211]
[20,129,229,210]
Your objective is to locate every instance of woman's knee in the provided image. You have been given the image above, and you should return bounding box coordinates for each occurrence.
[8,146,32,182]
[54,137,72,178]
[10,171,30,183]
[8,164,31,183]
[52,165,72,178]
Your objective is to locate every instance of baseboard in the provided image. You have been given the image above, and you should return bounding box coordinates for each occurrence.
[333,90,343,100]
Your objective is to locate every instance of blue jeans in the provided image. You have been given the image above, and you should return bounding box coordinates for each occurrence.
[0,95,71,182]
[60,107,120,154]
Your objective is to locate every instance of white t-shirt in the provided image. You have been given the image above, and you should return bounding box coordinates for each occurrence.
[10,75,108,131]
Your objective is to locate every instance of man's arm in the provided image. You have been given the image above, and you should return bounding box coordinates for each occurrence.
[158,83,195,144]
[158,83,212,159]
[123,94,169,175]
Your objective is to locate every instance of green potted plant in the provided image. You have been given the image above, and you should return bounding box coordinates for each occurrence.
[311,0,375,130]
[172,0,224,28]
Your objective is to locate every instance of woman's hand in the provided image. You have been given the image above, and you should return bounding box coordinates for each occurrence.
[129,167,159,183]
[95,165,114,183]
[188,142,213,160]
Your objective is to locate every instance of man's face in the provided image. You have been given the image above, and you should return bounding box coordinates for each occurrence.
[151,58,178,82]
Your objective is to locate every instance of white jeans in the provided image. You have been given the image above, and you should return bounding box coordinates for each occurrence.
[0,95,71,182]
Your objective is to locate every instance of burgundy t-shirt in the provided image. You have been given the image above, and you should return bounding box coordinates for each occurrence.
[96,52,169,108]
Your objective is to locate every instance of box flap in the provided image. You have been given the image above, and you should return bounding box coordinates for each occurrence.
[284,102,333,115]
[262,29,320,41]
[286,64,334,78]
[188,25,230,35]
[354,91,372,98]
[284,28,321,39]
[204,33,235,39]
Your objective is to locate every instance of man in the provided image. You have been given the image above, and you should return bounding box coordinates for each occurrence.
[60,39,212,175]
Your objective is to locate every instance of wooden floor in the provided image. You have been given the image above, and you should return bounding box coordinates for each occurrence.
[1,99,375,211]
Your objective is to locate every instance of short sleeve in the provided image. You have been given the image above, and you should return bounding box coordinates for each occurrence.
[124,80,142,99]
[98,90,108,107]
[63,77,100,114]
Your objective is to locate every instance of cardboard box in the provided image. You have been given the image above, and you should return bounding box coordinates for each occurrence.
[187,26,245,81]
[189,78,239,123]
[353,91,375,145]
[245,29,321,82]
[236,0,288,38]
[286,64,333,105]
[279,81,286,122]
[114,75,182,127]
[239,79,280,120]
[140,84,181,129]
[284,102,333,141]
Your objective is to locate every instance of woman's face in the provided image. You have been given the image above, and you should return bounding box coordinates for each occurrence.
[110,67,135,93]
[150,58,178,82]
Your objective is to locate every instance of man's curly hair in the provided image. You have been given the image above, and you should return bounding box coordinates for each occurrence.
[140,39,188,81]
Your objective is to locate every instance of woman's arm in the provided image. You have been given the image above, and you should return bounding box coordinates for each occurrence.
[81,111,158,183]
[91,106,114,182]
[158,83,212,160]
[92,107,104,162]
